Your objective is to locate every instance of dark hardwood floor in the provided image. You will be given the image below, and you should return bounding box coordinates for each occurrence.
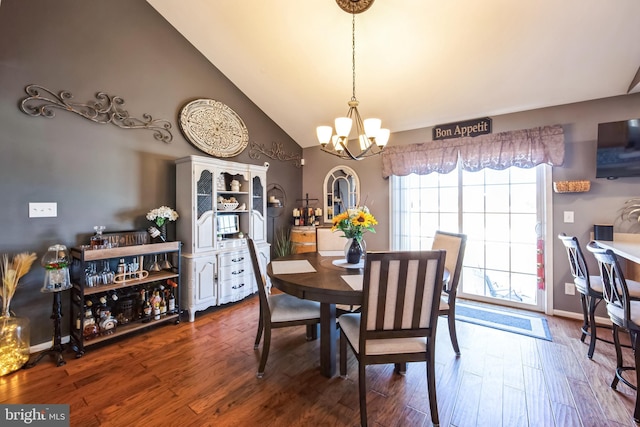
[1,295,638,427]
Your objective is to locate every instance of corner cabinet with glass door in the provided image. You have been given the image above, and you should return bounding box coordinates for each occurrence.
[175,155,270,322]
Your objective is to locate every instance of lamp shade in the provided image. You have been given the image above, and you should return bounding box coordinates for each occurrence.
[335,117,353,137]
[359,134,370,150]
[363,118,381,138]
[332,135,344,152]
[316,126,333,145]
[376,128,390,147]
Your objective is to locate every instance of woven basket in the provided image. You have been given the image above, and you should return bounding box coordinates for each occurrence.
[553,180,590,193]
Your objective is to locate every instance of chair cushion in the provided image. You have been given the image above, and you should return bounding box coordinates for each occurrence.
[339,313,428,355]
[336,304,360,313]
[574,275,603,295]
[580,276,640,299]
[626,279,640,299]
[269,293,320,323]
[439,296,449,311]
[607,299,640,328]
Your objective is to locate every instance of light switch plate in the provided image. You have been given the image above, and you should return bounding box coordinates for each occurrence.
[563,211,574,223]
[29,202,57,218]
[565,282,575,295]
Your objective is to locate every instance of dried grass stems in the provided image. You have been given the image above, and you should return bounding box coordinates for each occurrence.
[1,252,37,316]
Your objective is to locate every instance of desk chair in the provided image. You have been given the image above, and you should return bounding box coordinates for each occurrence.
[586,242,640,423]
[248,238,321,378]
[339,250,446,427]
[432,230,467,356]
[558,233,608,358]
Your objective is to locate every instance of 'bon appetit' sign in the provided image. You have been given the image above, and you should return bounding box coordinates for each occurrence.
[432,117,492,141]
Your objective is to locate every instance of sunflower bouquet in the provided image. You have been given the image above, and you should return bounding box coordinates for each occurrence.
[330,206,377,243]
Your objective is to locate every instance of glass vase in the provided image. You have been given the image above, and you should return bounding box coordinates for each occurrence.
[0,314,30,376]
[159,223,167,242]
[345,238,365,264]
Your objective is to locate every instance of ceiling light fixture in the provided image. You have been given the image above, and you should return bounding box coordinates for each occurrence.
[316,0,389,161]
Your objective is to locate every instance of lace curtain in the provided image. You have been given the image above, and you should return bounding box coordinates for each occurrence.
[381,124,564,178]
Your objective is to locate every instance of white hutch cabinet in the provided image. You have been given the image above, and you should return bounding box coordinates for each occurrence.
[175,155,270,321]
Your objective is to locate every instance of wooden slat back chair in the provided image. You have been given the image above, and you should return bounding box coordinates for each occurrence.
[247,238,321,378]
[339,250,446,427]
[316,227,346,252]
[586,242,640,423]
[558,233,608,358]
[432,230,467,356]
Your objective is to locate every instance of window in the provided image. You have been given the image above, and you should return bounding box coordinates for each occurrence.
[391,162,547,309]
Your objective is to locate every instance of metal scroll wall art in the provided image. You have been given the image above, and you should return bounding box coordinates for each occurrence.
[249,141,302,168]
[19,84,173,143]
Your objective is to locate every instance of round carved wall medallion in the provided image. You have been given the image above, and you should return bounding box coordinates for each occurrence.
[179,99,249,158]
[336,0,374,14]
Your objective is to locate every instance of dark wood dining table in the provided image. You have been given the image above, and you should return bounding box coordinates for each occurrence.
[266,252,363,378]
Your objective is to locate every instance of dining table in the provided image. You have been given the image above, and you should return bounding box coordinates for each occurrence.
[267,250,451,378]
[267,251,363,378]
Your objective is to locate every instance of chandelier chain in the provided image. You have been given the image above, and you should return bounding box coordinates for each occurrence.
[351,12,356,102]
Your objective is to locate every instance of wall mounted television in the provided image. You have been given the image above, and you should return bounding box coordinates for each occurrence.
[596,119,640,179]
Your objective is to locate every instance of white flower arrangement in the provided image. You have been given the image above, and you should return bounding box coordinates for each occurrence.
[146,206,179,227]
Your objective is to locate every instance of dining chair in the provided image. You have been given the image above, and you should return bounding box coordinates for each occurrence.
[247,238,321,378]
[558,233,609,358]
[432,230,467,356]
[316,227,346,252]
[586,242,640,423]
[338,250,446,427]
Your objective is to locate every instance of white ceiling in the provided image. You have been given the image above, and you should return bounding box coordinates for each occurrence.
[147,0,640,148]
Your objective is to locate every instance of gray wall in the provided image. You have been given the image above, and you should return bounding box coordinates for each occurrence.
[0,0,302,345]
[303,92,640,316]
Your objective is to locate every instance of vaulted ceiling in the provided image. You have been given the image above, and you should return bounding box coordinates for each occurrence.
[148,0,640,148]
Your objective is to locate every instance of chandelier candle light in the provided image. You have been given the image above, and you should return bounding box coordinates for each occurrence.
[316,0,389,161]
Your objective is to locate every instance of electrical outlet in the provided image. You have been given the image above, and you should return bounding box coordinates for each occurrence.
[29,202,57,218]
[563,211,574,223]
[565,282,575,295]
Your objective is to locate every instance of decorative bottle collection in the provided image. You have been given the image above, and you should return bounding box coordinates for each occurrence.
[77,280,178,339]
[293,193,322,226]
[292,207,322,226]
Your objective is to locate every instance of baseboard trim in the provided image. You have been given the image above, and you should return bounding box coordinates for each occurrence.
[30,335,70,354]
[552,309,611,326]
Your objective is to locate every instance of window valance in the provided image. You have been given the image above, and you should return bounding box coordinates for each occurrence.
[381,124,564,178]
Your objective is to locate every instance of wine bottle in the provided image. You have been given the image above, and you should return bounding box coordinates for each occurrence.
[138,288,146,319]
[160,293,167,316]
[152,290,161,320]
[168,287,176,313]
[142,290,152,323]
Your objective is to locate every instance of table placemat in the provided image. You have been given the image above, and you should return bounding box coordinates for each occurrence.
[341,274,363,291]
[318,250,344,257]
[271,260,317,274]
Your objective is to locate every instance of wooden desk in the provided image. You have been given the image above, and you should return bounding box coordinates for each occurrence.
[267,252,363,378]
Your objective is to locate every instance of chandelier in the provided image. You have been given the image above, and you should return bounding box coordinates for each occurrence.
[316,0,389,161]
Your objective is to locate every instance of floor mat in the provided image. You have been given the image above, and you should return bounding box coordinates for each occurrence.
[454,301,552,341]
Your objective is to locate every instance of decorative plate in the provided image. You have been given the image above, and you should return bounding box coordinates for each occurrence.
[179,99,249,158]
